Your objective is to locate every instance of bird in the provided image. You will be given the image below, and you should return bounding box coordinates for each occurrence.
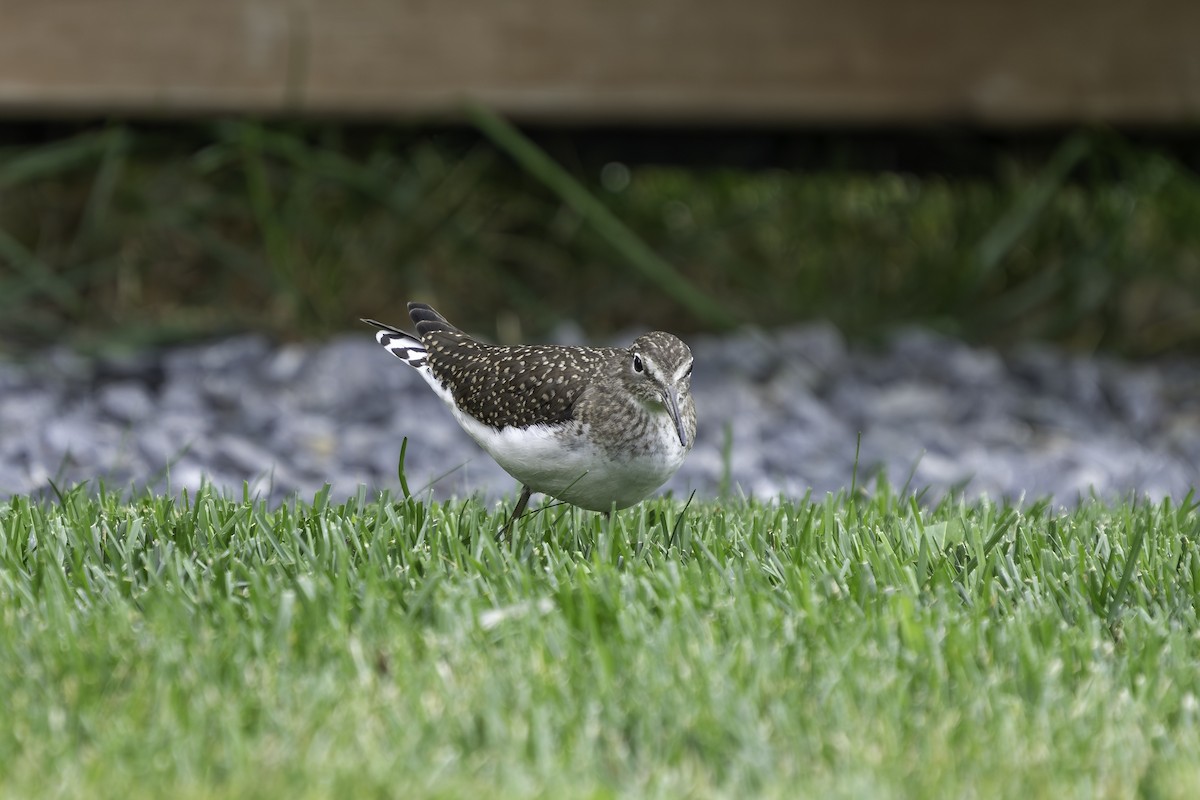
[362,302,696,530]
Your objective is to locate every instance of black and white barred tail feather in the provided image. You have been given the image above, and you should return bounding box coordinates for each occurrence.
[364,302,466,371]
[361,317,427,369]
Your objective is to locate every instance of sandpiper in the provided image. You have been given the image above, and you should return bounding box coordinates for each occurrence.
[363,303,696,527]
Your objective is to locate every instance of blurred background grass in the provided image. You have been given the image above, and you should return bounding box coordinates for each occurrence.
[1,119,1198,356]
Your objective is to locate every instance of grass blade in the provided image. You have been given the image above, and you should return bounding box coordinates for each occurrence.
[975,133,1091,278]
[397,437,412,500]
[1107,505,1148,626]
[466,102,736,329]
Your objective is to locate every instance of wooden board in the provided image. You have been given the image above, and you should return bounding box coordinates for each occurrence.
[1,0,1198,125]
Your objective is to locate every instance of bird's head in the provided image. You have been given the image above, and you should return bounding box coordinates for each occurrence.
[624,332,695,448]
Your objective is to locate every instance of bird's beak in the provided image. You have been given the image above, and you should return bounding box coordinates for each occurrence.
[663,386,688,448]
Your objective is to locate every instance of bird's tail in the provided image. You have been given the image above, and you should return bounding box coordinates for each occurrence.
[361,318,427,369]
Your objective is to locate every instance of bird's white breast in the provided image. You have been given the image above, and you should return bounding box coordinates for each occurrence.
[449,404,688,512]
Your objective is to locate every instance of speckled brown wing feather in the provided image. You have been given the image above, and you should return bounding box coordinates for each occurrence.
[419,331,621,429]
[405,301,625,429]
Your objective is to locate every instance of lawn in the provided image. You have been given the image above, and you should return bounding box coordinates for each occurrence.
[2,483,1197,798]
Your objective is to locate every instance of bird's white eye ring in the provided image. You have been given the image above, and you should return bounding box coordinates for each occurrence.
[632,355,644,373]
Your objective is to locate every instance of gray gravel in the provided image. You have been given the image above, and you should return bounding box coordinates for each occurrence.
[2,325,1197,508]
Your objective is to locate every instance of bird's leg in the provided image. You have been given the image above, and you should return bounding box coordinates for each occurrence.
[498,485,533,539]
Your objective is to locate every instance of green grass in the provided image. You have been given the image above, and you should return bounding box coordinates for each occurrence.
[2,483,1198,798]
[1,122,1199,355]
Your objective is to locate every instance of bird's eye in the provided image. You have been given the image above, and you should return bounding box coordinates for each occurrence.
[632,355,644,373]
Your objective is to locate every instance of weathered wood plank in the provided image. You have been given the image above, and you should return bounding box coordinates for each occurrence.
[0,0,1197,124]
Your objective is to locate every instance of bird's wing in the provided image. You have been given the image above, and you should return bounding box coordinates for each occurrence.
[421,334,617,429]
